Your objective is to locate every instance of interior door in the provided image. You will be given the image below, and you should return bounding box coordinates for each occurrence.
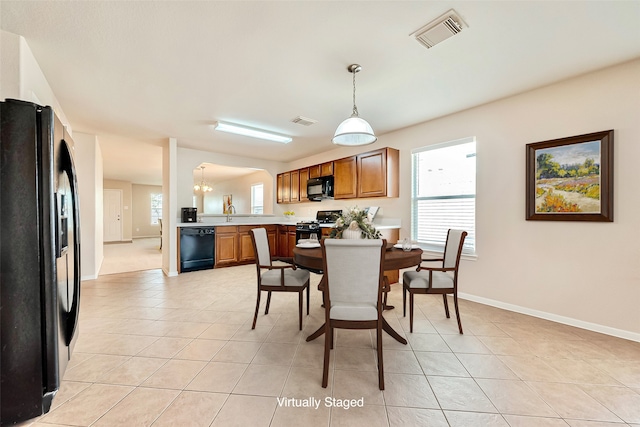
[103,189,122,242]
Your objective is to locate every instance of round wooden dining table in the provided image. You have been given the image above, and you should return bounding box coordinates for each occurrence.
[293,243,423,345]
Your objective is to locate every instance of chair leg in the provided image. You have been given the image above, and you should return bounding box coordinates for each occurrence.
[252,290,261,330]
[402,285,407,317]
[377,324,384,390]
[409,292,414,333]
[298,291,303,330]
[264,291,272,315]
[322,324,331,388]
[453,293,463,334]
[306,284,310,315]
[442,294,450,318]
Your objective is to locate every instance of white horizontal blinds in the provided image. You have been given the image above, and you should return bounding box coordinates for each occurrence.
[412,137,476,254]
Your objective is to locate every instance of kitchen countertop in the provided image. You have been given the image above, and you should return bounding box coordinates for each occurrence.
[177,216,401,230]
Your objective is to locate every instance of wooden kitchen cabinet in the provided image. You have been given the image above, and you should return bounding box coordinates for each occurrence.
[282,172,291,203]
[277,147,398,204]
[238,226,255,262]
[357,147,399,198]
[333,156,358,199]
[299,167,309,201]
[277,225,297,258]
[215,226,238,267]
[276,174,284,204]
[290,169,300,202]
[309,161,333,178]
[217,225,278,267]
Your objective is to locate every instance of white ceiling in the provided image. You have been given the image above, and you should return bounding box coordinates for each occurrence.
[2,1,640,186]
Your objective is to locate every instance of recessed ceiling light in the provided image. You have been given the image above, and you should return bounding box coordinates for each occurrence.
[213,121,292,144]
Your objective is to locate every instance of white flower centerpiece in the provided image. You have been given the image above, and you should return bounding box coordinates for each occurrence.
[329,207,381,239]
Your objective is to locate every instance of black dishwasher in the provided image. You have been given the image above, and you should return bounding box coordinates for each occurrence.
[180,227,215,272]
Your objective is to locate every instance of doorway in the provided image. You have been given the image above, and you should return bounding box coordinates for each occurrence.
[103,189,123,242]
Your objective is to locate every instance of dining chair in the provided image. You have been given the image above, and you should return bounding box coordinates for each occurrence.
[402,229,467,334]
[250,227,310,330]
[158,218,162,249]
[320,238,387,389]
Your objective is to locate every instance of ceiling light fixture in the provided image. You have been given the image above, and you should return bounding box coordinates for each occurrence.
[213,121,292,144]
[332,64,377,146]
[194,167,213,193]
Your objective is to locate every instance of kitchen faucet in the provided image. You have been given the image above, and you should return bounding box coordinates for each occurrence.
[226,204,236,222]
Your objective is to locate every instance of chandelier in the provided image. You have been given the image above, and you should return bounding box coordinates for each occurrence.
[194,167,212,192]
[332,64,377,146]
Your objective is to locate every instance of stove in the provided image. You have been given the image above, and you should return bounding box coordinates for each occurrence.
[316,209,342,225]
[295,220,319,232]
[295,210,342,242]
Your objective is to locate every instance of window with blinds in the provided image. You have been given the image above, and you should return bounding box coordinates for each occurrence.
[411,137,476,255]
[150,193,162,225]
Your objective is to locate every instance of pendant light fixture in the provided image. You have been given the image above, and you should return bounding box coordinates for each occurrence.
[332,64,377,146]
[194,167,213,193]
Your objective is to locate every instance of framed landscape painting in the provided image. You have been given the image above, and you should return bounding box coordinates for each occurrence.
[526,130,613,222]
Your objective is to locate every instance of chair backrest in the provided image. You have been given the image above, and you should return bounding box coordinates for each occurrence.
[443,229,468,270]
[250,228,272,268]
[321,239,386,309]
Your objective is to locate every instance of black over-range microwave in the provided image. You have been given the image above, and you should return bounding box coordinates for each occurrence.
[307,176,334,201]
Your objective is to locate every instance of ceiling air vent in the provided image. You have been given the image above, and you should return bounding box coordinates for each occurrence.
[291,116,318,126]
[411,9,467,49]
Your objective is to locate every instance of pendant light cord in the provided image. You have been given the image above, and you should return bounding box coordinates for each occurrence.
[352,69,359,117]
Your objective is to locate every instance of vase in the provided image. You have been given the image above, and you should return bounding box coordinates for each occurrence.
[342,228,362,239]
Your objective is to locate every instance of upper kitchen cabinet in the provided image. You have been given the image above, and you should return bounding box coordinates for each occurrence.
[276,147,398,203]
[309,161,333,178]
[357,147,399,198]
[299,168,309,201]
[334,147,399,199]
[277,173,284,203]
[290,169,300,202]
[333,156,357,199]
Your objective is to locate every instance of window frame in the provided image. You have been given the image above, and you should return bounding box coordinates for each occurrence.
[150,193,163,225]
[251,183,264,215]
[411,136,476,256]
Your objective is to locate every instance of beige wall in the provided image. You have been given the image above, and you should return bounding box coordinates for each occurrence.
[103,179,133,241]
[283,59,640,340]
[75,132,104,279]
[132,184,163,238]
[203,169,273,214]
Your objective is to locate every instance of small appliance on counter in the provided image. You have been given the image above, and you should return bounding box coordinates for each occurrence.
[181,207,198,223]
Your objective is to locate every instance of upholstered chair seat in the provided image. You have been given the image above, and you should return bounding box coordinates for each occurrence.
[402,229,467,334]
[250,228,310,330]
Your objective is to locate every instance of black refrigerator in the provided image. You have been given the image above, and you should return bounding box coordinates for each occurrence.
[0,99,81,424]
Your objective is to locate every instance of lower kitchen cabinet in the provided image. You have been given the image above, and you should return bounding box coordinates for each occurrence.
[215,226,238,267]
[277,225,297,258]
[215,224,278,267]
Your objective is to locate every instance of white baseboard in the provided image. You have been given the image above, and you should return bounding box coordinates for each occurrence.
[162,267,178,277]
[81,274,98,281]
[458,292,640,343]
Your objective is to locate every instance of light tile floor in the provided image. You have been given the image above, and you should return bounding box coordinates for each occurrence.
[19,264,640,426]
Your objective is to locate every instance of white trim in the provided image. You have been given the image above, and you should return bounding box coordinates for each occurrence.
[458,292,640,343]
[163,267,178,277]
[411,135,475,154]
[81,274,98,281]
